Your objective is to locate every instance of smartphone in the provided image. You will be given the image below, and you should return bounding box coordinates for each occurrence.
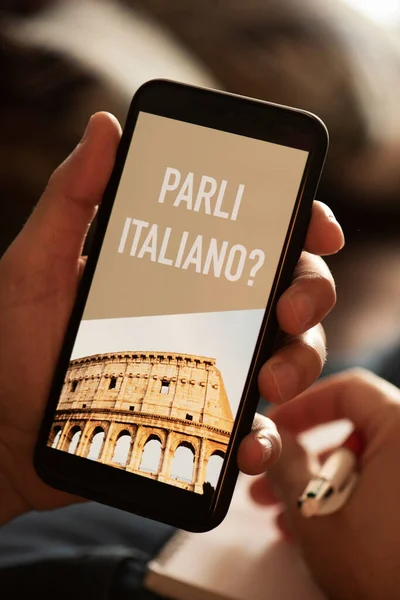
[34,79,328,532]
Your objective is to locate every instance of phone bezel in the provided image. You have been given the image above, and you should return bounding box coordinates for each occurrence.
[34,79,328,532]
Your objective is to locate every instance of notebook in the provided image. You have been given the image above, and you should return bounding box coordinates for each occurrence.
[145,421,351,600]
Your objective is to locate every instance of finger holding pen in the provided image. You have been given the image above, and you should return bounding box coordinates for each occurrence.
[297,430,364,518]
[249,368,400,600]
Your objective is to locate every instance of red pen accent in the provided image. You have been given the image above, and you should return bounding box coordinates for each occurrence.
[342,430,364,460]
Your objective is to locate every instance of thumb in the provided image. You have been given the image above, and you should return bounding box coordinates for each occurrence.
[267,433,334,547]
[237,412,282,475]
[267,432,317,517]
[269,368,400,443]
[22,111,121,262]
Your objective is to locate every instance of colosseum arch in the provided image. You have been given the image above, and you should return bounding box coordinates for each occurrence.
[68,426,82,454]
[50,425,62,449]
[206,450,226,487]
[111,429,132,466]
[49,351,235,494]
[140,433,163,474]
[87,426,105,460]
[55,423,85,454]
[170,441,196,484]
[103,423,136,464]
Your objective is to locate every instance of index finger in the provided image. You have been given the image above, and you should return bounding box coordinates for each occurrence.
[304,201,344,256]
[268,368,400,441]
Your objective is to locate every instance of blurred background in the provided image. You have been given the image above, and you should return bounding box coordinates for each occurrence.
[2,0,400,370]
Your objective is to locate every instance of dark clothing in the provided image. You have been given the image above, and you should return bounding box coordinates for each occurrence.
[0,502,174,599]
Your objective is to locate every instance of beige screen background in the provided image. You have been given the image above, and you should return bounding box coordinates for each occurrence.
[83,112,308,320]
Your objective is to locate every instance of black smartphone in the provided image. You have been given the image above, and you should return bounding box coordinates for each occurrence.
[34,79,328,532]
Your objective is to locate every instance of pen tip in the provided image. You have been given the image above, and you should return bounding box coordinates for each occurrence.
[300,499,319,518]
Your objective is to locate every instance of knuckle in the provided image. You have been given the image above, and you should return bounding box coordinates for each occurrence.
[301,327,327,365]
[252,413,278,435]
[292,264,336,304]
[304,270,335,296]
[305,339,326,371]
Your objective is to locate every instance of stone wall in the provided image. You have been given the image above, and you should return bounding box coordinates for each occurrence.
[49,351,234,493]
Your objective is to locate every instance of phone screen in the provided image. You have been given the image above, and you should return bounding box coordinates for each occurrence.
[48,111,308,496]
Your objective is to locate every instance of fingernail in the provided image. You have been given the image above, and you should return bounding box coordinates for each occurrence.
[288,291,314,329]
[80,115,94,143]
[325,206,337,222]
[326,208,345,244]
[328,213,339,224]
[328,212,344,233]
[269,361,299,402]
[258,437,273,465]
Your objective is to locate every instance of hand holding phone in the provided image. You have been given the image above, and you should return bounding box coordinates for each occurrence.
[33,80,330,531]
[0,78,338,527]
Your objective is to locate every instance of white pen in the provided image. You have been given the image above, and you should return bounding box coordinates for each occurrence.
[298,431,363,518]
